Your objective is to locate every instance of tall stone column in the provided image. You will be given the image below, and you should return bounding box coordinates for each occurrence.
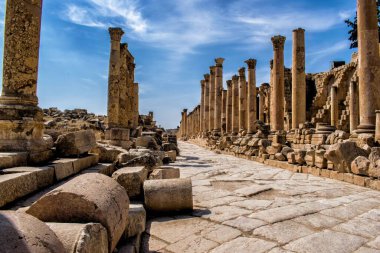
[232,75,240,134]
[200,80,205,134]
[119,43,129,128]
[209,67,216,133]
[0,0,52,161]
[292,28,306,129]
[226,80,233,134]
[350,80,359,133]
[214,58,225,133]
[204,74,210,133]
[238,68,247,131]
[376,110,380,142]
[330,86,338,127]
[133,83,139,128]
[259,88,265,122]
[222,90,227,134]
[246,59,257,134]
[270,36,286,131]
[183,109,188,138]
[107,28,124,128]
[357,0,380,133]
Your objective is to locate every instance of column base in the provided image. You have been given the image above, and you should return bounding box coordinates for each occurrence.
[355,124,376,134]
[105,128,131,149]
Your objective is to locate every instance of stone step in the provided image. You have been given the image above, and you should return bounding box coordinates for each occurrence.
[0,152,28,169]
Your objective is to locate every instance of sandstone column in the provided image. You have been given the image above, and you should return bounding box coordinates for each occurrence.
[209,67,216,133]
[330,86,338,127]
[133,83,139,128]
[270,36,286,131]
[232,75,239,134]
[259,86,265,122]
[183,109,188,138]
[222,90,227,134]
[292,28,306,129]
[246,59,257,134]
[200,80,205,134]
[204,74,210,133]
[0,0,51,160]
[357,0,380,133]
[226,80,233,134]
[119,43,129,128]
[238,68,247,132]
[214,58,225,133]
[376,110,380,142]
[107,28,124,128]
[350,79,359,133]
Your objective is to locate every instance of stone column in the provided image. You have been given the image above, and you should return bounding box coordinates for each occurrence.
[214,58,225,133]
[246,59,257,134]
[232,75,240,134]
[330,86,338,127]
[0,0,52,160]
[350,79,359,133]
[183,109,188,138]
[222,90,227,134]
[204,74,210,133]
[119,43,129,128]
[200,80,205,134]
[226,80,233,134]
[270,36,286,131]
[238,68,247,132]
[259,88,265,122]
[376,110,380,142]
[133,83,139,128]
[357,0,380,133]
[107,28,124,128]
[209,67,216,133]
[292,28,306,129]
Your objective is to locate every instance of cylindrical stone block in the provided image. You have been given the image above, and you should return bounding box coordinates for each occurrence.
[271,36,286,131]
[0,211,65,253]
[143,178,193,212]
[246,59,257,134]
[26,173,130,252]
[47,223,108,253]
[357,0,380,133]
[292,28,306,129]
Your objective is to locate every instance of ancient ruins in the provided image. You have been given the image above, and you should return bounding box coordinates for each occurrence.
[1,0,380,252]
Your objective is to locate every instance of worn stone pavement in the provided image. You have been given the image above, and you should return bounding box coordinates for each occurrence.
[142,141,380,253]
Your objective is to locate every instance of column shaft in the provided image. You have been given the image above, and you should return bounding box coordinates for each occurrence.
[238,68,247,131]
[209,67,216,132]
[221,90,227,134]
[349,80,359,133]
[331,86,338,127]
[232,76,239,134]
[200,81,205,134]
[246,59,257,134]
[226,81,233,134]
[214,58,224,132]
[204,74,210,132]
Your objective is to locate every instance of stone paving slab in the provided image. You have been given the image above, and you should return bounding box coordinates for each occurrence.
[142,141,380,253]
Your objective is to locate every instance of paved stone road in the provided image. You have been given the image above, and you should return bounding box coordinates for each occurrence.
[142,141,380,253]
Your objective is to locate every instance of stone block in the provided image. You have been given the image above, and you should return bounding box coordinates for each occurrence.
[275,153,287,161]
[305,150,315,167]
[0,211,65,253]
[353,175,366,187]
[0,172,38,207]
[81,163,115,176]
[149,167,180,179]
[311,167,321,177]
[72,154,99,174]
[0,152,28,169]
[91,144,123,163]
[56,130,97,157]
[294,150,307,165]
[144,179,193,212]
[369,179,380,191]
[49,158,75,181]
[343,173,354,184]
[135,136,159,150]
[123,204,146,238]
[107,128,130,141]
[47,222,108,253]
[3,166,55,189]
[112,167,148,198]
[287,152,296,164]
[351,156,370,176]
[166,150,177,162]
[26,173,130,252]
[320,169,330,178]
[315,150,327,169]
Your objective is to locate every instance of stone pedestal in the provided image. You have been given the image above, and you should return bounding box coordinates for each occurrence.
[226,80,233,134]
[204,74,210,133]
[232,75,239,134]
[246,59,257,134]
[0,0,52,164]
[270,36,286,131]
[350,80,359,133]
[238,68,247,132]
[214,58,224,133]
[105,128,131,149]
[292,28,306,129]
[357,0,380,133]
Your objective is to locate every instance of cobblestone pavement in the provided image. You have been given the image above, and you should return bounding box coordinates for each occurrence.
[142,141,380,253]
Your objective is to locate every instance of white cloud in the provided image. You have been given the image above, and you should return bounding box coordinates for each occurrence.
[66,5,106,28]
[309,40,350,64]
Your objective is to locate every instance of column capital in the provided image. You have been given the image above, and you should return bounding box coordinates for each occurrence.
[201,80,205,87]
[293,28,305,33]
[226,80,232,88]
[238,67,246,77]
[215,58,225,67]
[204,74,210,81]
[183,109,188,113]
[271,35,286,50]
[232,75,239,81]
[209,66,216,75]
[245,59,257,69]
[109,27,124,41]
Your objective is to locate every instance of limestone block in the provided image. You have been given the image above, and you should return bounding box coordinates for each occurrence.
[144,179,193,212]
[305,150,315,167]
[112,166,148,198]
[0,172,38,207]
[72,154,99,173]
[369,147,380,164]
[266,144,282,155]
[135,136,159,150]
[166,150,177,162]
[369,160,380,178]
[0,211,65,253]
[123,204,146,238]
[55,130,97,157]
[287,152,296,164]
[117,149,152,163]
[351,156,370,176]
[26,173,130,252]
[91,144,123,163]
[50,155,99,181]
[47,223,108,253]
[281,147,294,157]
[324,141,369,173]
[81,163,115,176]
[0,152,28,169]
[275,153,286,161]
[120,154,158,172]
[149,167,180,179]
[247,138,260,147]
[107,128,130,141]
[3,166,55,189]
[315,150,327,169]
[357,134,375,148]
[162,143,180,155]
[294,150,307,165]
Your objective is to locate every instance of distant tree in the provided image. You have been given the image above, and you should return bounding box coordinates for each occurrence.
[345,1,380,49]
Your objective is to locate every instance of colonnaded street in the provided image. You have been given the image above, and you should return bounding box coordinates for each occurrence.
[143,141,380,253]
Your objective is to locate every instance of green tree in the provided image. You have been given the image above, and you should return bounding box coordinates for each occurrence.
[345,1,380,49]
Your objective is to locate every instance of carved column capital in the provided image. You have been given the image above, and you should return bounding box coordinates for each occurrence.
[109,27,124,41]
[271,35,286,50]
[215,58,225,67]
[245,59,257,69]
[238,67,246,77]
[204,74,210,81]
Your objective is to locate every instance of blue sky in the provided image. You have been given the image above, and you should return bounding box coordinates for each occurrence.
[0,0,357,129]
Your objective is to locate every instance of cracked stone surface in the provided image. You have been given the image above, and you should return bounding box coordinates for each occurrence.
[142,141,380,253]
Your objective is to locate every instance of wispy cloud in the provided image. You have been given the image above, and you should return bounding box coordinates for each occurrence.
[309,40,350,64]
